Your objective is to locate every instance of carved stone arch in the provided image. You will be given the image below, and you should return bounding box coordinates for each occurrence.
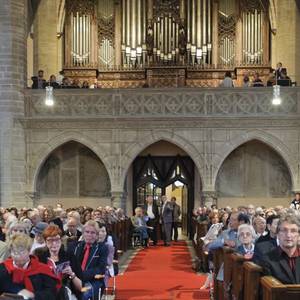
[31,131,112,192]
[120,130,205,189]
[212,130,297,191]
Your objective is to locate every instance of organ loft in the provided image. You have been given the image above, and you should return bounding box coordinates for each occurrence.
[60,0,272,87]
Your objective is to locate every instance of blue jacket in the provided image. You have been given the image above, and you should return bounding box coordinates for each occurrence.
[74,241,108,282]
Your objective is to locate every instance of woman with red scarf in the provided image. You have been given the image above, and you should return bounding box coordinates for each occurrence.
[0,234,60,300]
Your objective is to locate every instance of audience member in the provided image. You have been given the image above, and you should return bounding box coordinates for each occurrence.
[35,225,82,300]
[219,71,234,88]
[258,214,300,284]
[31,70,47,89]
[237,224,256,259]
[131,207,150,247]
[290,193,300,210]
[0,234,60,300]
[252,72,264,87]
[144,195,159,246]
[48,75,60,89]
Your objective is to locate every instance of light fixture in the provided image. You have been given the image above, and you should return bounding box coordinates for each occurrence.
[272,84,281,105]
[45,86,54,106]
[174,180,184,187]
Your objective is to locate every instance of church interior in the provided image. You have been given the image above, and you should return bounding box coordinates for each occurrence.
[1,0,300,299]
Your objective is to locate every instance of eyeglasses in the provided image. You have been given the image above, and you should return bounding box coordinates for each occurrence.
[46,237,61,243]
[279,228,299,235]
[239,232,252,237]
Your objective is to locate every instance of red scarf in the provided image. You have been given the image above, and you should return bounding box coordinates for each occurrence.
[3,256,61,292]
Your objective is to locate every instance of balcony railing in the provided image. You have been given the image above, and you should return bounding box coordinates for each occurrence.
[24,87,300,119]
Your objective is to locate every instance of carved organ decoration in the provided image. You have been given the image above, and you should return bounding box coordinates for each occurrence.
[65,0,97,68]
[241,0,267,64]
[218,0,236,65]
[151,0,181,64]
[97,0,115,67]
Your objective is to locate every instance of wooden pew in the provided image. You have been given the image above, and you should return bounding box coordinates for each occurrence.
[223,247,235,299]
[213,248,224,300]
[195,222,208,272]
[243,261,263,300]
[261,276,300,300]
[230,253,246,300]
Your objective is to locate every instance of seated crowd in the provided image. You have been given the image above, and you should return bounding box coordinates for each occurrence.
[192,194,300,291]
[0,205,128,300]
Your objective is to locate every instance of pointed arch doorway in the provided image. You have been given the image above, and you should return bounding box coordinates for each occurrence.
[133,154,194,237]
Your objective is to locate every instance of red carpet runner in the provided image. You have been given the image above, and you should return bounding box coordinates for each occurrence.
[114,241,210,300]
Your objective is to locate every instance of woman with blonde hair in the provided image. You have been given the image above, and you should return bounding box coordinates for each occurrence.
[0,234,60,299]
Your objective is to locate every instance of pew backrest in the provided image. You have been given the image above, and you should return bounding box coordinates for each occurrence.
[261,276,300,300]
[243,261,263,300]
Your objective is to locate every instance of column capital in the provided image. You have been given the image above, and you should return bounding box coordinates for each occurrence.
[201,191,218,208]
[111,190,126,210]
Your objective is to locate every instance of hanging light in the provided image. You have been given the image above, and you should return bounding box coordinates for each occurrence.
[174,180,184,187]
[45,86,54,106]
[272,85,281,105]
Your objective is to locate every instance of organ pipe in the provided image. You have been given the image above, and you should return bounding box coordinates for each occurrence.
[242,8,263,65]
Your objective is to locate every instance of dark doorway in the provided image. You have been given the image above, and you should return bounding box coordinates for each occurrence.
[133,155,194,237]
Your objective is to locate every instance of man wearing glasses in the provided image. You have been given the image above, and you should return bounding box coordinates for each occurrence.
[259,214,300,284]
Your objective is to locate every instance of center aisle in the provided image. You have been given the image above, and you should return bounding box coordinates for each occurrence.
[115,241,210,300]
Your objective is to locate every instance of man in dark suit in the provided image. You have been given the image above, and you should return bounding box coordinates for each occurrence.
[73,220,108,300]
[258,214,300,284]
[252,215,280,264]
[171,197,181,242]
[290,192,300,210]
[160,195,174,246]
[144,195,159,245]
[31,69,47,89]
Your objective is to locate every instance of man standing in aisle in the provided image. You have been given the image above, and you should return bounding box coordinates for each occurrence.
[171,197,181,242]
[161,195,174,246]
[144,195,159,246]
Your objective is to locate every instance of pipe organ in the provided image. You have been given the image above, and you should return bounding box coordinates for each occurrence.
[62,0,271,86]
[186,0,212,65]
[241,1,264,64]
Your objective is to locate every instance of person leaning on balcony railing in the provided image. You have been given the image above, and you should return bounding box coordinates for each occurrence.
[31,69,47,89]
[219,71,234,88]
[48,75,60,89]
[252,72,264,87]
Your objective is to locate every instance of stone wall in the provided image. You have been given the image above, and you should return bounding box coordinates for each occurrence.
[216,140,292,207]
[22,88,300,212]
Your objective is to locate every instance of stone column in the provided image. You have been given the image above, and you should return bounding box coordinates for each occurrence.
[201,191,218,208]
[111,190,126,211]
[33,0,59,78]
[0,0,28,207]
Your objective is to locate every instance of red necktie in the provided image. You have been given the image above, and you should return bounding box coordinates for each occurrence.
[81,244,91,270]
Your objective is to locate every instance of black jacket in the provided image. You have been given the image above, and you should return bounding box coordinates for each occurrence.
[260,246,300,284]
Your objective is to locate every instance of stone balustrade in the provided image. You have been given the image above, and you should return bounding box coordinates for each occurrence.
[24,87,300,119]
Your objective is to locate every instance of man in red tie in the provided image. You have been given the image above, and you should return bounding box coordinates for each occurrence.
[73,220,108,300]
